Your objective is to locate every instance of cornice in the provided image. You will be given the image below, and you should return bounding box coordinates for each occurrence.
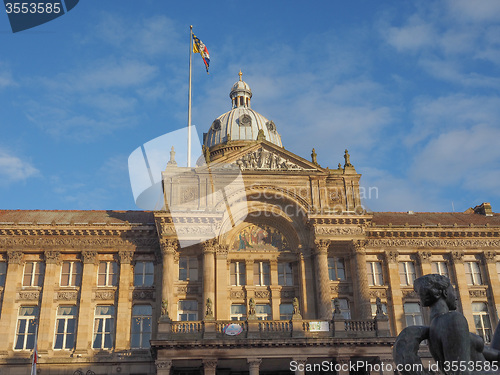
[367,238,500,249]
[0,236,158,250]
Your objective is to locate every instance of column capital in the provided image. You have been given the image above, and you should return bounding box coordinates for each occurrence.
[160,238,179,255]
[216,244,229,258]
[384,250,399,264]
[44,250,61,264]
[416,251,432,265]
[314,239,330,254]
[202,359,218,369]
[7,250,23,264]
[248,358,262,368]
[351,240,367,254]
[450,250,464,264]
[483,251,497,264]
[118,250,134,264]
[202,239,218,254]
[156,359,173,369]
[81,250,98,265]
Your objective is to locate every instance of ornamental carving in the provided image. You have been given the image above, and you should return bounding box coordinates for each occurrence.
[0,237,157,249]
[368,239,500,248]
[44,250,61,264]
[417,251,432,264]
[160,238,178,255]
[82,250,98,264]
[216,245,229,257]
[239,114,252,126]
[266,121,276,132]
[202,239,218,253]
[202,360,218,369]
[230,290,245,299]
[282,290,295,298]
[118,250,134,264]
[369,289,387,298]
[402,289,418,299]
[328,188,343,205]
[314,226,364,236]
[351,240,367,253]
[176,286,199,294]
[18,291,40,300]
[133,289,154,300]
[181,187,197,204]
[314,239,331,253]
[254,290,270,298]
[330,284,350,294]
[483,251,497,263]
[57,291,78,300]
[7,250,23,264]
[95,290,115,300]
[385,250,399,264]
[469,289,487,298]
[451,250,465,264]
[235,148,305,171]
[156,360,172,369]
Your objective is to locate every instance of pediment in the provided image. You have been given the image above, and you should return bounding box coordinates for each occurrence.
[214,141,324,172]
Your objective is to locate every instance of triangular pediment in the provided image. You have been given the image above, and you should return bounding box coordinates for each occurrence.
[211,141,325,173]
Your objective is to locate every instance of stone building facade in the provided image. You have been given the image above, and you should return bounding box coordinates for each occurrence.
[0,75,499,374]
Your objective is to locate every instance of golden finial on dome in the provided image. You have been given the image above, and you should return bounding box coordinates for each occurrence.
[238,70,243,81]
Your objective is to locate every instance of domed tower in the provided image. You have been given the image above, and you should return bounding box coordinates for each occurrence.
[203,72,282,160]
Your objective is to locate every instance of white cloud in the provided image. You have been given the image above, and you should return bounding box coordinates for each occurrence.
[385,15,436,52]
[0,149,39,185]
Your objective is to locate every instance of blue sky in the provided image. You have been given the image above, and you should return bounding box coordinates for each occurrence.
[0,0,499,213]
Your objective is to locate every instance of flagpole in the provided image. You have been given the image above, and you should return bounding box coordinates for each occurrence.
[187,25,193,168]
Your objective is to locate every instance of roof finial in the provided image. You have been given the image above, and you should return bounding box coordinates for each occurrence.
[238,70,243,81]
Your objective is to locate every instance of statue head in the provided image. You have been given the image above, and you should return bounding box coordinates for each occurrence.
[414,274,457,310]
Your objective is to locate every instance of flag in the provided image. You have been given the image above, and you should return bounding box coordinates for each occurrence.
[31,323,38,375]
[193,34,210,73]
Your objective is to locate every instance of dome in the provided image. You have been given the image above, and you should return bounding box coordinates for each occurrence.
[204,72,283,148]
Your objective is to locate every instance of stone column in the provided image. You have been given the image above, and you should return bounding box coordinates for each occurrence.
[450,250,475,331]
[270,259,280,320]
[155,359,172,375]
[293,358,308,375]
[160,238,178,319]
[0,250,23,353]
[313,240,331,320]
[215,245,229,320]
[75,250,98,355]
[483,251,500,326]
[202,359,217,375]
[37,250,61,353]
[248,358,262,375]
[351,240,372,320]
[384,250,403,334]
[115,250,133,350]
[302,253,316,319]
[417,251,432,276]
[202,240,216,318]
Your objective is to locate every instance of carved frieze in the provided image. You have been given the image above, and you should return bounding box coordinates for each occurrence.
[254,290,270,298]
[402,289,418,299]
[230,290,245,299]
[18,291,40,300]
[95,290,115,300]
[133,289,154,300]
[369,289,387,298]
[330,284,351,294]
[368,239,500,249]
[314,226,364,236]
[176,286,199,295]
[469,289,487,298]
[57,291,78,300]
[0,237,157,249]
[281,290,295,299]
[235,148,307,171]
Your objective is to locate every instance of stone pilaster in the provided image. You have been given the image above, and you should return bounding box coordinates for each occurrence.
[293,358,308,375]
[483,251,500,326]
[215,245,229,320]
[384,250,403,334]
[270,259,280,320]
[248,358,262,375]
[156,359,172,375]
[202,240,216,318]
[313,240,331,320]
[203,359,218,375]
[450,250,475,331]
[75,250,98,355]
[351,240,371,320]
[160,238,178,318]
[0,251,23,353]
[115,250,133,350]
[37,251,61,353]
[417,251,432,276]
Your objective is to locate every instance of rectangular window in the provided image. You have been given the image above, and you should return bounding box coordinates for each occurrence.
[178,300,198,321]
[279,303,293,320]
[97,262,118,287]
[0,262,7,286]
[278,263,293,286]
[465,262,483,285]
[431,261,449,278]
[328,257,346,281]
[23,262,45,287]
[253,262,270,286]
[134,261,154,287]
[15,306,39,350]
[179,257,198,281]
[60,261,82,287]
[54,306,77,350]
[230,304,246,321]
[131,305,152,349]
[473,302,492,343]
[255,304,272,320]
[332,298,351,319]
[93,305,115,349]
[367,262,384,286]
[230,262,246,286]
[399,262,416,286]
[404,303,423,327]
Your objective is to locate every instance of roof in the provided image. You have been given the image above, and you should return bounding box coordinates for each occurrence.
[371,212,500,227]
[0,210,155,225]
